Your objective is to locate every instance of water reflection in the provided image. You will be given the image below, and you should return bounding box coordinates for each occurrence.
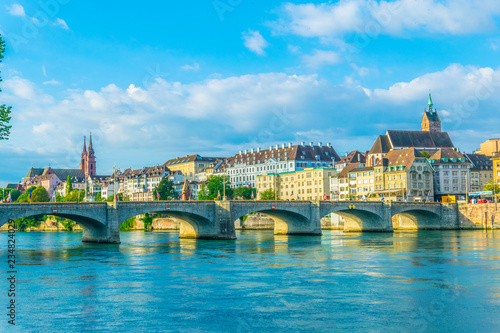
[1,230,500,332]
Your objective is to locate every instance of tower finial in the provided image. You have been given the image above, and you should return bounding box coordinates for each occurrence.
[83,136,87,153]
[428,89,433,113]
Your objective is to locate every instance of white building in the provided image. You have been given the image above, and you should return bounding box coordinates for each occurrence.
[226,142,340,189]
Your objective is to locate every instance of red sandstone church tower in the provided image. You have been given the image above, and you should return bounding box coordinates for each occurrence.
[80,134,96,177]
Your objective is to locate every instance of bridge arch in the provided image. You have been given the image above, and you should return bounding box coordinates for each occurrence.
[390,203,442,230]
[115,201,224,239]
[231,201,321,236]
[320,202,393,232]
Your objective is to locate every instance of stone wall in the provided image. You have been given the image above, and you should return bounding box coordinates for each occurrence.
[236,214,274,230]
[458,203,500,229]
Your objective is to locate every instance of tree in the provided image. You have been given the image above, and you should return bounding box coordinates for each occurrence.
[484,181,500,197]
[154,178,176,200]
[141,213,153,230]
[94,192,102,201]
[64,189,84,202]
[259,188,279,201]
[9,189,20,201]
[31,186,50,202]
[0,35,12,141]
[198,175,232,200]
[233,186,256,200]
[16,186,36,203]
[65,176,72,195]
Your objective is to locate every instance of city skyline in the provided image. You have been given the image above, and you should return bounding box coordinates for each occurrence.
[1,0,500,186]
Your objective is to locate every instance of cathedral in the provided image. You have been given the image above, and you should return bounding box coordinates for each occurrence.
[80,134,96,177]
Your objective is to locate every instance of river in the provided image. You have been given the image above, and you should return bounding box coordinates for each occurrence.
[1,230,500,332]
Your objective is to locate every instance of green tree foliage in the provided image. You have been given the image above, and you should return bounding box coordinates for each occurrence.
[233,186,256,200]
[484,181,500,196]
[64,189,84,202]
[94,192,102,201]
[65,175,72,195]
[141,213,153,230]
[30,186,50,202]
[12,216,41,231]
[0,188,20,201]
[16,186,36,203]
[259,188,279,200]
[59,218,76,231]
[120,216,136,231]
[421,151,431,159]
[0,35,12,141]
[198,175,232,200]
[154,178,176,200]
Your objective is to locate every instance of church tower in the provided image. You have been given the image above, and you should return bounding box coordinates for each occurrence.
[79,134,97,177]
[85,133,96,176]
[421,92,441,132]
[80,136,87,172]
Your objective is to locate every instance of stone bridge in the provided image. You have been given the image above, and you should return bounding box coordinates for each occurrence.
[0,201,459,243]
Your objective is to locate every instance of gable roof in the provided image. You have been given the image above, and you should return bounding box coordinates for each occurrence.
[386,130,454,149]
[379,148,426,172]
[369,135,392,154]
[338,150,366,164]
[225,144,340,167]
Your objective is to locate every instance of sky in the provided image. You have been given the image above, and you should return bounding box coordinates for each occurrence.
[1,0,500,186]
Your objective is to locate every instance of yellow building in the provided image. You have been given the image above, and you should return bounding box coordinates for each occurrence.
[372,148,434,201]
[256,167,336,201]
[163,155,223,181]
[347,167,375,200]
[474,139,500,157]
[493,153,500,186]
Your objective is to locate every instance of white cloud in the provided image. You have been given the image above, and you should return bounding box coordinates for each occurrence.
[274,0,500,38]
[53,18,69,30]
[6,4,26,17]
[43,79,61,85]
[2,64,500,184]
[303,49,342,68]
[242,30,269,55]
[181,62,200,71]
[42,65,47,77]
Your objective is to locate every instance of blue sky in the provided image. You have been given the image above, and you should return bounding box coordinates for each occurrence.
[1,0,500,186]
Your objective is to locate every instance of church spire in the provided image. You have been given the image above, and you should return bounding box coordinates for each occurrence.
[83,136,87,153]
[428,89,434,113]
[88,133,95,155]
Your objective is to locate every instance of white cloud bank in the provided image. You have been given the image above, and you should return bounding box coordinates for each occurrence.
[274,0,500,38]
[1,64,499,181]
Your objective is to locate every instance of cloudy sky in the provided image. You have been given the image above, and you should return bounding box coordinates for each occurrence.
[1,0,500,186]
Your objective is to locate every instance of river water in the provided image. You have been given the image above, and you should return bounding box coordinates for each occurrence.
[1,230,500,332]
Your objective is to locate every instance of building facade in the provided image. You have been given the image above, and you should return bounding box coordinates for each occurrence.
[227,142,340,189]
[465,153,493,192]
[428,148,472,201]
[256,167,337,201]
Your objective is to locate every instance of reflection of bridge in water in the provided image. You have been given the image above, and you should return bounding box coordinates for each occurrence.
[0,201,459,244]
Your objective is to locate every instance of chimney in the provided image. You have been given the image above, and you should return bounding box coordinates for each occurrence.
[269,146,273,150]
[301,142,305,147]
[251,148,254,153]
[275,145,279,150]
[239,151,242,155]
[310,142,313,147]
[281,143,285,149]
[257,147,260,152]
[244,149,247,154]
[318,142,322,147]
[288,142,292,148]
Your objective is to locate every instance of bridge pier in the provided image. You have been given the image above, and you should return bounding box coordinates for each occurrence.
[81,205,121,244]
[179,201,236,240]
